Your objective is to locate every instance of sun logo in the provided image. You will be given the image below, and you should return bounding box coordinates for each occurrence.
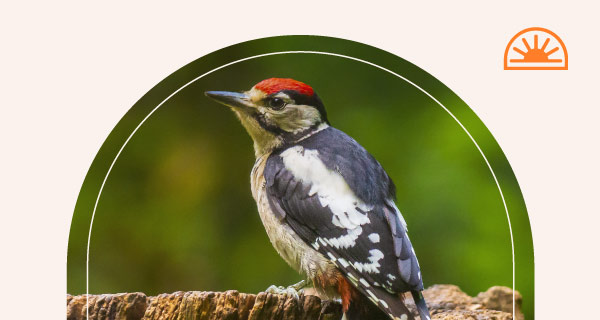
[504,27,568,70]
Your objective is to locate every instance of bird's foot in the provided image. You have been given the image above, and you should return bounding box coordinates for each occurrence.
[265,285,301,300]
[265,280,310,300]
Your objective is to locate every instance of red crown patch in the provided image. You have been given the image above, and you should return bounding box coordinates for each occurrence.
[254,78,314,96]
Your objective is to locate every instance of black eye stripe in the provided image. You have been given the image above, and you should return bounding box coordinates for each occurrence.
[253,112,284,134]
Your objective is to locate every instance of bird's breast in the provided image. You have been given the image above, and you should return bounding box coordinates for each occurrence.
[251,153,306,271]
[250,153,339,295]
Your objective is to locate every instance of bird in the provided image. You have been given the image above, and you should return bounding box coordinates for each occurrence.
[206,78,431,320]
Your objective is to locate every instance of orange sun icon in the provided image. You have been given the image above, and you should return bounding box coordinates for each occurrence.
[504,27,568,70]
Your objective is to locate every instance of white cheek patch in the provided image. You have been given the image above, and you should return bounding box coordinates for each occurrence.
[281,146,372,231]
[268,105,321,134]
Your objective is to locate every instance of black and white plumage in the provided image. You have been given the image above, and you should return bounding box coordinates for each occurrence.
[265,127,424,320]
[206,78,430,320]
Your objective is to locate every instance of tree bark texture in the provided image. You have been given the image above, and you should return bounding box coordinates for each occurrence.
[67,284,523,320]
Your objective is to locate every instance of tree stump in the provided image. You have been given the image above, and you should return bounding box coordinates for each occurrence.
[67,284,523,320]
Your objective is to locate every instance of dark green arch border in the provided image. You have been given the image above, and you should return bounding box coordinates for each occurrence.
[68,35,534,318]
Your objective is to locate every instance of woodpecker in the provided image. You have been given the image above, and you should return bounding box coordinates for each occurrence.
[206,78,431,320]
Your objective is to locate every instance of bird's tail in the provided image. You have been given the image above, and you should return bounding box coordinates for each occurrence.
[411,290,431,320]
[344,287,416,320]
[345,289,396,320]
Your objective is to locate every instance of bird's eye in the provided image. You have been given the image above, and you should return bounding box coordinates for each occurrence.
[267,97,286,110]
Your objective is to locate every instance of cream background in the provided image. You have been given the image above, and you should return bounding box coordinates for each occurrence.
[1,1,598,318]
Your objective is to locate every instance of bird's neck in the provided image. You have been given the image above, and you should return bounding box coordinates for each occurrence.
[290,122,329,144]
[253,139,282,158]
[254,122,330,158]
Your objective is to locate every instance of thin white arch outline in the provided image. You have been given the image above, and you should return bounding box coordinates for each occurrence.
[86,50,516,319]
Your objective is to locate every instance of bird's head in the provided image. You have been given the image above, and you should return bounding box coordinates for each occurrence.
[206,78,329,156]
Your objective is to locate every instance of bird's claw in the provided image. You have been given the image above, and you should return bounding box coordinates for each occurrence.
[265,282,305,300]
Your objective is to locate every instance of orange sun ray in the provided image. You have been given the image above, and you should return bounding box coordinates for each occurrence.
[513,47,527,56]
[522,38,531,51]
[541,38,550,51]
[534,35,538,49]
[546,47,559,56]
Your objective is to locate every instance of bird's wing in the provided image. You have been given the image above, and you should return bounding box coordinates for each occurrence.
[264,142,423,318]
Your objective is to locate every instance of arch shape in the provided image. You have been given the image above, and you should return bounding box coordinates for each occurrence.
[504,27,568,70]
[67,35,535,319]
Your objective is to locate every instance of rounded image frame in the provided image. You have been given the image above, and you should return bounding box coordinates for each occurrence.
[67,36,534,319]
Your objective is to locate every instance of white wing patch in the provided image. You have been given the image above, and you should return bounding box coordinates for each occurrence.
[352,249,384,273]
[368,233,380,243]
[338,258,350,268]
[281,146,387,275]
[281,146,372,230]
[317,226,363,249]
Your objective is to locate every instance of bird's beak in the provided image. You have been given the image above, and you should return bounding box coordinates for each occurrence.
[205,91,254,111]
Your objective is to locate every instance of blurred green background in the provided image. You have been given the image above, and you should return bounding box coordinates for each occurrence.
[68,37,533,318]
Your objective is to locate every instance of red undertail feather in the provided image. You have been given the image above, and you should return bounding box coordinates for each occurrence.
[337,275,354,312]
